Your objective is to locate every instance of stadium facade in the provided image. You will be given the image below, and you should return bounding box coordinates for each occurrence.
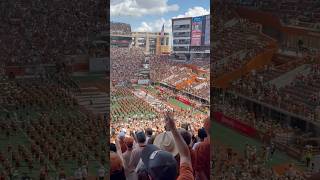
[110,22,132,48]
[172,15,210,60]
[110,22,171,55]
[132,32,171,55]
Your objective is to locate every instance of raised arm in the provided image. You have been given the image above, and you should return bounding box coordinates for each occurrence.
[165,111,191,165]
[115,137,126,169]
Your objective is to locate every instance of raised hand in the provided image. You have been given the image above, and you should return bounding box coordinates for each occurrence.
[164,111,176,131]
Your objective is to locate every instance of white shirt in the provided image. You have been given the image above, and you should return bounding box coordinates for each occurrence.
[192,142,201,150]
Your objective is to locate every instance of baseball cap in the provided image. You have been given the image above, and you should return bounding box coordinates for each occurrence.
[141,144,177,180]
[118,131,125,139]
[135,130,146,144]
[121,128,127,134]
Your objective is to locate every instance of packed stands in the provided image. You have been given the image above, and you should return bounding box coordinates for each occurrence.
[213,1,320,179]
[235,0,320,29]
[0,0,108,179]
[110,22,131,35]
[230,55,320,121]
[212,15,271,78]
[0,71,107,179]
[110,20,210,178]
[110,47,145,84]
[149,55,210,100]
[111,85,210,180]
[212,140,306,180]
[1,0,103,66]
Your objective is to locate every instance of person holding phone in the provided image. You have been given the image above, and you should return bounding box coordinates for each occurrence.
[139,111,194,180]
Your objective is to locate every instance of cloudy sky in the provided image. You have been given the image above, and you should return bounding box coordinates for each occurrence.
[110,0,210,33]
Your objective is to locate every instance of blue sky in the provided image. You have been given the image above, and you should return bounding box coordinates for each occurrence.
[110,0,210,32]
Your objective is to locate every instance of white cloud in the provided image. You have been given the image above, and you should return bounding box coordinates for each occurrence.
[134,6,209,33]
[173,6,209,18]
[134,18,173,46]
[135,18,172,32]
[133,6,210,46]
[111,0,179,17]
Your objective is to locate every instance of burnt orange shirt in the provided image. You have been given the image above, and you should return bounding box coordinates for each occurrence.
[194,138,210,179]
[177,162,194,180]
[190,148,196,175]
[119,139,127,153]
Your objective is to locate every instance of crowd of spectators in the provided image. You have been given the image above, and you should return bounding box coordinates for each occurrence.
[213,17,270,78]
[232,0,320,29]
[111,47,145,84]
[149,55,210,100]
[111,22,132,35]
[212,2,320,179]
[212,94,320,179]
[212,140,306,180]
[230,55,320,121]
[110,94,210,180]
[111,87,207,136]
[0,71,106,179]
[1,0,103,66]
[213,94,320,154]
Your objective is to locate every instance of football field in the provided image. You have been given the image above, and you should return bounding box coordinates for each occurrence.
[212,121,302,169]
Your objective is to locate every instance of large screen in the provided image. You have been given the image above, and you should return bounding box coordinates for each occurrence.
[204,15,210,45]
[191,16,203,46]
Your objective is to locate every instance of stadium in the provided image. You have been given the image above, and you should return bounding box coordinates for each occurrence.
[110,13,210,179]
[212,1,320,179]
[0,1,107,179]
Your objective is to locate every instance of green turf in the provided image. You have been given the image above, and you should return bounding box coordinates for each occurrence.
[212,121,300,168]
[145,86,159,94]
[168,98,192,111]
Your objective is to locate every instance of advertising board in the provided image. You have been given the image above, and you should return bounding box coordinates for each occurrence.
[191,16,203,46]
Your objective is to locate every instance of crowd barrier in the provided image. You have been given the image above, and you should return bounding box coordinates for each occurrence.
[214,111,257,137]
[175,95,191,106]
[214,111,306,160]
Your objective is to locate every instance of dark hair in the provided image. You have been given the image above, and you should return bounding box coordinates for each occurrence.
[198,128,207,140]
[145,128,153,136]
[110,143,117,152]
[111,168,126,180]
[126,142,133,149]
[136,131,146,144]
[147,135,156,144]
[181,123,189,131]
[179,129,191,146]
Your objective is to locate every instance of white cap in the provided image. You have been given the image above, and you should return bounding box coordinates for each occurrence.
[121,128,127,134]
[118,131,125,139]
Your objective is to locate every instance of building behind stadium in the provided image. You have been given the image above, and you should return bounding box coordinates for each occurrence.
[172,14,210,61]
[110,22,171,55]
